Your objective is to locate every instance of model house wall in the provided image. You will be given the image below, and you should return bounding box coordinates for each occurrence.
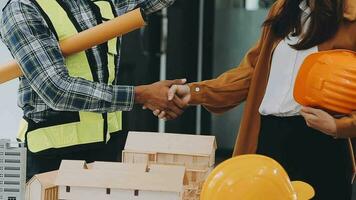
[55,160,186,200]
[0,139,26,200]
[122,132,217,200]
[58,186,180,200]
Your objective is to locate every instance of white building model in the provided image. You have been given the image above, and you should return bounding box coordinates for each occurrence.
[0,139,26,200]
[122,132,217,200]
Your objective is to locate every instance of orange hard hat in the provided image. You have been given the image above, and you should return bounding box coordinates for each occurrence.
[200,155,314,200]
[294,50,356,114]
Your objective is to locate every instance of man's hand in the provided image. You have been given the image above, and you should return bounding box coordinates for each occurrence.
[135,79,187,120]
[300,106,337,137]
[153,84,191,119]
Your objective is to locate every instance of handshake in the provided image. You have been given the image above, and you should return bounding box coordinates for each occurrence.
[134,79,191,120]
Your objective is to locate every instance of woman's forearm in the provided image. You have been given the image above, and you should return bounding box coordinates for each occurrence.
[336,112,356,138]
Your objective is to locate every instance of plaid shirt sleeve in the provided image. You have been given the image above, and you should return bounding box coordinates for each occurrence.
[0,1,134,113]
[112,0,176,14]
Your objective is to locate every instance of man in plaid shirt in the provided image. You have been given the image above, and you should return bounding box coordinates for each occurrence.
[0,0,184,179]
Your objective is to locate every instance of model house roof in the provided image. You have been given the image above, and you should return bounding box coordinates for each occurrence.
[27,170,58,189]
[124,132,217,156]
[55,160,186,193]
[91,161,148,171]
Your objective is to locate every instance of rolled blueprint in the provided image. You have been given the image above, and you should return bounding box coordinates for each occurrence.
[0,8,146,84]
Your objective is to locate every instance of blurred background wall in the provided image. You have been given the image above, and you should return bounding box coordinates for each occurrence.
[0,0,22,141]
[212,2,268,156]
[119,0,274,159]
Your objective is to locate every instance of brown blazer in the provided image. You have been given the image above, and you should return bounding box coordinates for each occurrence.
[189,0,356,174]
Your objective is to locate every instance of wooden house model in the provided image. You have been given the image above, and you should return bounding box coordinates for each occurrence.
[53,160,186,200]
[26,170,58,200]
[122,132,217,200]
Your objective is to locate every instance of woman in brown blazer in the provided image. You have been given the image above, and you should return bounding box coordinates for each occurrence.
[157,0,356,199]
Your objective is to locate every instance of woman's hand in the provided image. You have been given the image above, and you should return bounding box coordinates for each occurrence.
[151,84,191,120]
[300,106,337,137]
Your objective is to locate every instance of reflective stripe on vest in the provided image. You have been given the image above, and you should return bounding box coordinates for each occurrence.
[17,0,122,153]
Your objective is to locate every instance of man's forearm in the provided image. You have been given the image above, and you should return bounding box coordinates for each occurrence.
[134,85,149,105]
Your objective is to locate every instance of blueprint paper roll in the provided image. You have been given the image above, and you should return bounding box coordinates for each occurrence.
[0,8,146,84]
[60,8,146,56]
[0,60,22,84]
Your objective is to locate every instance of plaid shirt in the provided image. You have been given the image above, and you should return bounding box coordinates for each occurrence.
[0,0,174,123]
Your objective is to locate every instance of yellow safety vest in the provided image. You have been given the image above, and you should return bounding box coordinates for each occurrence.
[17,0,122,154]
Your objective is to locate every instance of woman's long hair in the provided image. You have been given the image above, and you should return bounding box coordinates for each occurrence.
[264,0,345,50]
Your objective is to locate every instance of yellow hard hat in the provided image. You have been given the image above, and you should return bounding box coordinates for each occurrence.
[200,155,314,200]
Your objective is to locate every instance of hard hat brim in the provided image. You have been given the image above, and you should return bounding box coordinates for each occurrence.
[291,181,315,200]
